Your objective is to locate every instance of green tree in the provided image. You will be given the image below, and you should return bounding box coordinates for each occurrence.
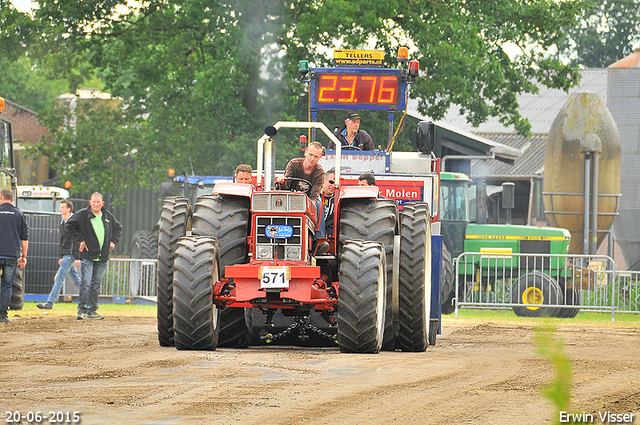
[557,0,640,68]
[24,0,586,193]
[0,56,68,113]
[34,99,143,195]
[0,0,36,61]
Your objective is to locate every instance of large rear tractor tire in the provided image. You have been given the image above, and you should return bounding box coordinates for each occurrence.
[337,241,387,354]
[339,198,397,351]
[440,244,456,315]
[9,267,25,311]
[398,202,432,352]
[173,236,220,350]
[192,195,252,348]
[131,230,159,259]
[511,271,563,317]
[157,197,192,347]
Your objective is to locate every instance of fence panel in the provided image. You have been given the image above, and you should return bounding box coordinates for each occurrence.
[100,258,157,298]
[453,252,633,319]
[23,212,61,294]
[613,271,640,314]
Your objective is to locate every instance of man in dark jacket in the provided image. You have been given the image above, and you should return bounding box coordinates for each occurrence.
[37,199,81,309]
[66,192,122,320]
[328,111,375,151]
[0,189,29,324]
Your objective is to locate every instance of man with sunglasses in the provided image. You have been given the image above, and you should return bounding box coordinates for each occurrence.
[319,169,336,239]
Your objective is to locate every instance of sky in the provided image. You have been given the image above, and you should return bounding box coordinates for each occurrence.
[10,0,36,12]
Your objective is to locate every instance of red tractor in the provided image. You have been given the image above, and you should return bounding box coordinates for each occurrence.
[157,122,438,353]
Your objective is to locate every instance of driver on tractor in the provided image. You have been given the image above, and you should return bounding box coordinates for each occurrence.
[276,141,328,254]
[328,111,375,151]
[276,141,325,201]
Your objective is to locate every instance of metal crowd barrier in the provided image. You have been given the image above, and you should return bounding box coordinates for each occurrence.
[452,252,638,321]
[100,258,158,297]
[67,254,640,315]
[613,271,640,314]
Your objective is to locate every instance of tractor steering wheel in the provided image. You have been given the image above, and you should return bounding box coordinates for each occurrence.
[342,145,362,151]
[275,177,313,196]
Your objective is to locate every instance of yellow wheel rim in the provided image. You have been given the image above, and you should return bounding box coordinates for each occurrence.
[522,287,543,310]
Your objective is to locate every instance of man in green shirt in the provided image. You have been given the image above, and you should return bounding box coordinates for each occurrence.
[66,192,122,320]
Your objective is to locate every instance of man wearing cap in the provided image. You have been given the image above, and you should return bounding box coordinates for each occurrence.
[328,111,375,151]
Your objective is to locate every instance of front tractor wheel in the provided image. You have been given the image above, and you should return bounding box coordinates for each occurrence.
[192,195,252,348]
[398,202,432,352]
[173,236,221,351]
[511,271,563,317]
[339,198,398,351]
[337,241,387,354]
[157,197,192,347]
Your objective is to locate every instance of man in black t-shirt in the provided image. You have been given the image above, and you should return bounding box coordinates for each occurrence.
[0,189,29,324]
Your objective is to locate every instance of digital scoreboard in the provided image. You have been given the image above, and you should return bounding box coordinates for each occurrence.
[309,68,407,111]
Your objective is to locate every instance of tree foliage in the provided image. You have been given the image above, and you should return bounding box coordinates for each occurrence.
[17,0,588,194]
[557,0,640,68]
[0,56,67,113]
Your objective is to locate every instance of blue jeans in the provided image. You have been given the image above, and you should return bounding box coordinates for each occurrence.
[78,259,108,314]
[0,258,18,318]
[45,255,81,306]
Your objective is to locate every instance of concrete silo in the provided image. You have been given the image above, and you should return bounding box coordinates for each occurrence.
[543,92,621,255]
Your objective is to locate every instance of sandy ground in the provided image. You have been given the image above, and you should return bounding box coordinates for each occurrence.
[1,313,639,425]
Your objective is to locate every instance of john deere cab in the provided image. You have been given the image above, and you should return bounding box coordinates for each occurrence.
[438,170,581,318]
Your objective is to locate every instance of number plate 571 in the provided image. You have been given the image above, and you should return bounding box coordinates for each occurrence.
[259,266,290,288]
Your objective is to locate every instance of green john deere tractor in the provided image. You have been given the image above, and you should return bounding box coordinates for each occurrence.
[439,171,582,318]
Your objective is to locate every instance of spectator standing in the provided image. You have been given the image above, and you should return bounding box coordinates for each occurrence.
[37,199,81,310]
[66,192,122,320]
[0,189,28,324]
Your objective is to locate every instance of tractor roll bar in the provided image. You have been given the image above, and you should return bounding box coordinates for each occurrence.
[256,122,343,190]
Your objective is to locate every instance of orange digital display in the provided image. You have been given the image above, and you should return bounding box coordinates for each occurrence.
[315,73,399,106]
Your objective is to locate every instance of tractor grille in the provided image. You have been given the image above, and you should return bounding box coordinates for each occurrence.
[255,216,303,261]
[252,193,306,212]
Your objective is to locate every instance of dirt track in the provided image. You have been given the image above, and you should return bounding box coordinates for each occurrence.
[1,313,639,425]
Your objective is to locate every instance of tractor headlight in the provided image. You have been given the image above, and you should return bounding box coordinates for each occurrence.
[285,246,302,261]
[256,245,273,260]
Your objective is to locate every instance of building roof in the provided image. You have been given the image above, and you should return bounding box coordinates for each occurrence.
[608,48,640,69]
[425,120,522,163]
[3,98,38,116]
[406,68,609,177]
[469,132,547,179]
